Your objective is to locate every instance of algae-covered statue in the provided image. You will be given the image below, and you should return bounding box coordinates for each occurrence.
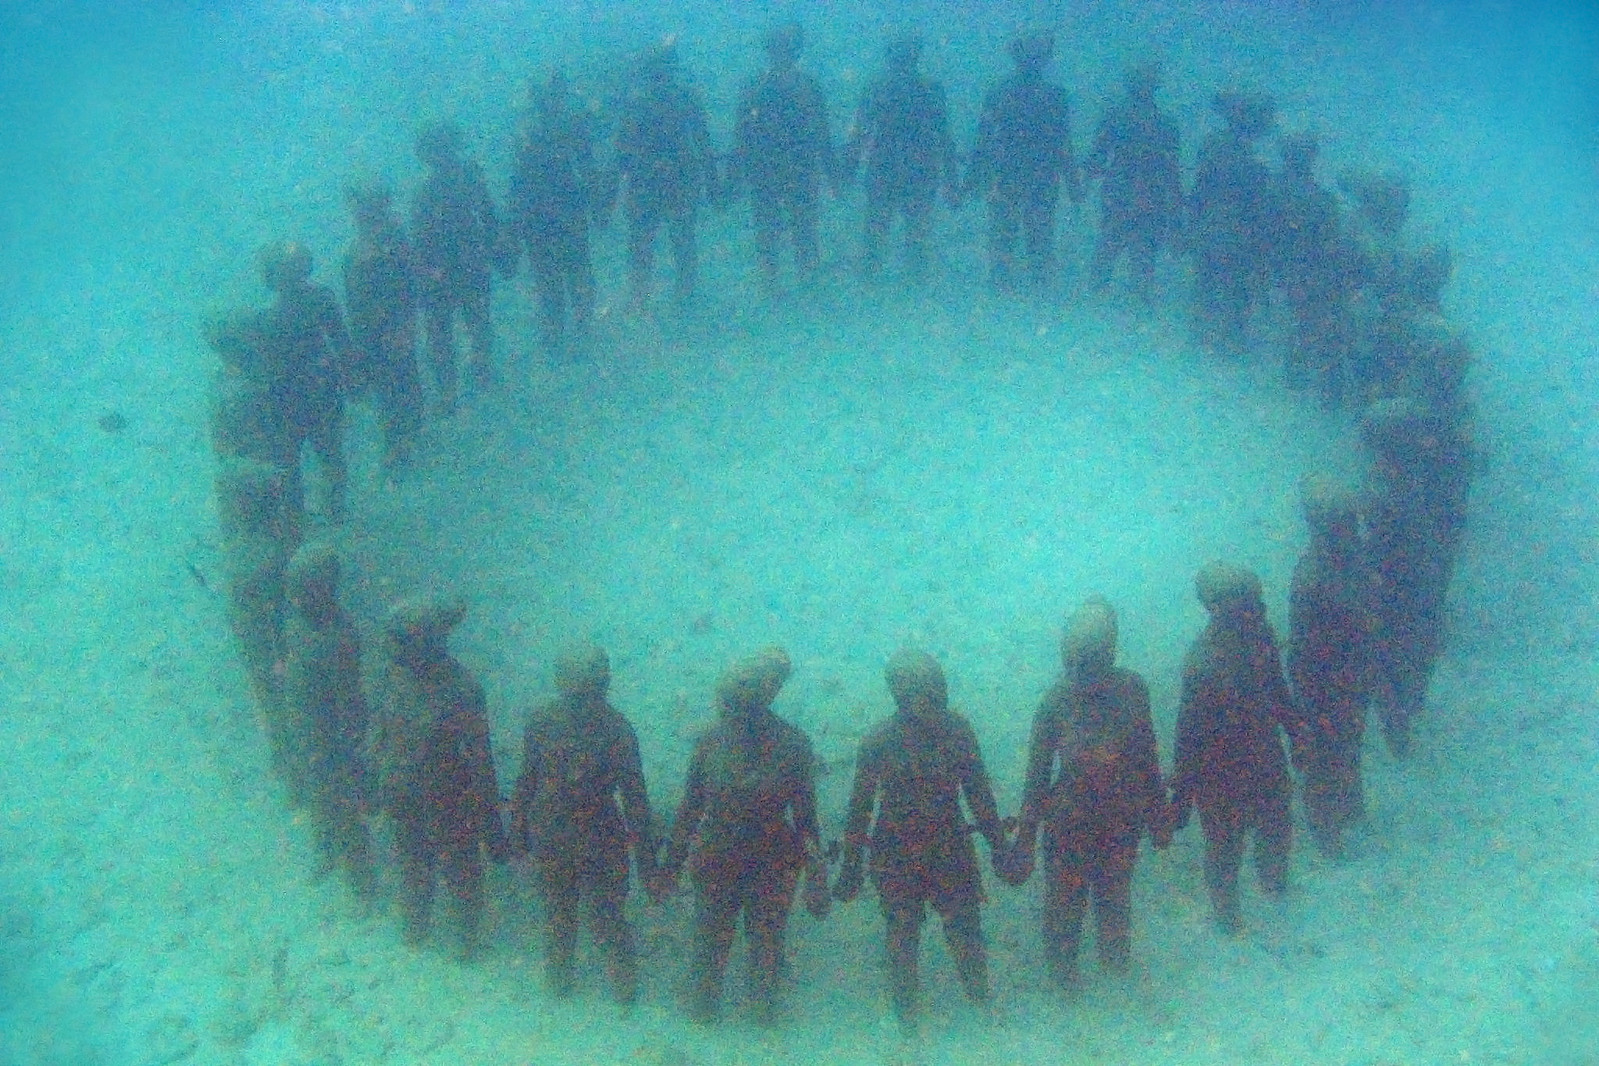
[1007,598,1172,989]
[509,644,656,1003]
[834,648,1005,1031]
[659,646,830,1025]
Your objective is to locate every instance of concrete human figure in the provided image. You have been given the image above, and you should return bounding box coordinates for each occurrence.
[615,42,714,311]
[374,599,507,957]
[1084,62,1181,301]
[343,179,422,469]
[411,121,505,411]
[509,72,607,359]
[257,240,352,522]
[1288,482,1374,859]
[659,647,830,1025]
[834,649,1005,1031]
[1188,90,1278,356]
[847,33,955,282]
[968,32,1078,295]
[730,23,834,296]
[509,645,656,1003]
[1005,599,1172,988]
[1171,564,1300,935]
[282,541,376,904]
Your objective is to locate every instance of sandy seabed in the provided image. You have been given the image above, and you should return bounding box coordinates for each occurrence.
[1,4,1596,1065]
[2,282,1595,1066]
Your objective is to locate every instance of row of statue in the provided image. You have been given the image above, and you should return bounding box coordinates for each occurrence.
[208,23,1466,484]
[224,455,1454,1032]
[203,22,1479,1037]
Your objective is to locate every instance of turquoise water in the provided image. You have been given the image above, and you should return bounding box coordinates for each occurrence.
[1,2,1595,1063]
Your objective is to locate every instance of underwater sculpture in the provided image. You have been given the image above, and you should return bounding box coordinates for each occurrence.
[1172,563,1299,935]
[411,120,506,411]
[729,22,834,296]
[342,178,422,470]
[1006,598,1172,988]
[659,646,830,1025]
[509,71,608,359]
[834,648,1006,1031]
[182,26,1505,1040]
[1188,89,1279,356]
[1267,132,1355,405]
[207,310,293,475]
[282,541,376,903]
[1085,61,1183,301]
[374,599,507,957]
[509,644,656,1004]
[968,32,1079,296]
[213,456,299,791]
[1288,481,1374,859]
[256,240,353,523]
[615,41,714,311]
[1361,397,1473,759]
[848,33,955,282]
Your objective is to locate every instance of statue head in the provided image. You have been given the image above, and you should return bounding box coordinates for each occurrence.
[215,457,290,538]
[1125,60,1162,101]
[415,120,465,169]
[639,38,682,85]
[1299,476,1361,546]
[344,177,396,234]
[1212,89,1277,142]
[885,32,922,75]
[257,240,313,294]
[1007,31,1054,75]
[764,22,804,69]
[553,643,611,703]
[1281,132,1320,179]
[885,647,948,721]
[1194,562,1264,622]
[1359,396,1428,463]
[1341,168,1411,239]
[716,646,792,721]
[387,596,467,666]
[1061,597,1118,685]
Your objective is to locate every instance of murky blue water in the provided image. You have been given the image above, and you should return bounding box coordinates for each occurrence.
[1,3,1595,1064]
